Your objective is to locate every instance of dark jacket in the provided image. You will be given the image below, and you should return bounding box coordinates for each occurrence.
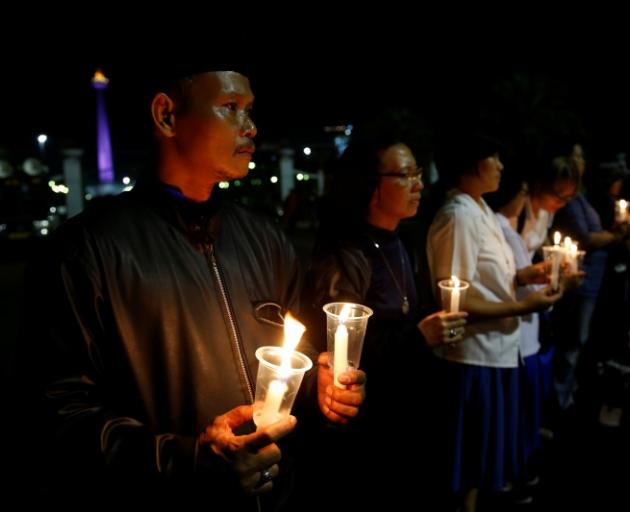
[14,179,310,506]
[303,224,424,404]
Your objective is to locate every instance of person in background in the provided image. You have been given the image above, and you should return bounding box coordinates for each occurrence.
[426,132,561,512]
[551,142,628,414]
[486,167,583,505]
[521,155,582,439]
[522,156,581,260]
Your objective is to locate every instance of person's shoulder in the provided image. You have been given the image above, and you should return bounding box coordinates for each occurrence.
[559,196,583,216]
[50,192,147,256]
[436,194,481,224]
[58,192,139,233]
[313,235,368,269]
[222,201,295,254]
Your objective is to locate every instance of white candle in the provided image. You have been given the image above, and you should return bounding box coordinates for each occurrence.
[259,379,287,427]
[568,243,579,274]
[256,312,305,428]
[616,199,628,223]
[333,323,349,388]
[550,232,562,291]
[450,275,461,313]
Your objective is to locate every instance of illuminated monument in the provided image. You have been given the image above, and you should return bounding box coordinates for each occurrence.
[91,69,114,185]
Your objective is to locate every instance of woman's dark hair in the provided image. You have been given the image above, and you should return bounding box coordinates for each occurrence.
[542,137,583,161]
[315,134,410,251]
[529,156,581,195]
[485,163,527,212]
[322,135,402,228]
[435,132,501,188]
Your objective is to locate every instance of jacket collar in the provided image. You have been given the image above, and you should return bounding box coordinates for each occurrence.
[132,175,223,243]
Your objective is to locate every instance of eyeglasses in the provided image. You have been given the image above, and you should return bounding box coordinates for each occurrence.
[378,167,424,186]
[548,189,576,203]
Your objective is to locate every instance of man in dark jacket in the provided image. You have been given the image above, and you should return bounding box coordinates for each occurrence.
[14,65,365,509]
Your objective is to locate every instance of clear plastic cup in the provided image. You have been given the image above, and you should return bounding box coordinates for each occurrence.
[542,246,564,290]
[253,346,313,428]
[323,302,373,388]
[437,278,470,313]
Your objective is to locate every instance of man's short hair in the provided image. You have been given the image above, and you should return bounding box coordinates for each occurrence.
[150,62,253,95]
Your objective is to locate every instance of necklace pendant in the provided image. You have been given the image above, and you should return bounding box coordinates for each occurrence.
[402,297,410,314]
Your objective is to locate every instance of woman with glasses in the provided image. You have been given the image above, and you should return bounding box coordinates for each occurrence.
[426,132,561,512]
[299,130,467,508]
[521,156,581,260]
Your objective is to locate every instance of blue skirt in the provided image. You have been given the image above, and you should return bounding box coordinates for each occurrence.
[433,357,519,492]
[518,354,542,471]
[538,345,555,406]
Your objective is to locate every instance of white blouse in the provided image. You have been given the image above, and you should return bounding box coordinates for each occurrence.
[496,213,541,358]
[427,191,520,368]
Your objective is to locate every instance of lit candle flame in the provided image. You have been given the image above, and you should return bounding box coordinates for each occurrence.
[563,236,572,249]
[554,231,561,246]
[281,312,305,374]
[339,303,351,322]
[620,199,627,210]
[451,275,461,288]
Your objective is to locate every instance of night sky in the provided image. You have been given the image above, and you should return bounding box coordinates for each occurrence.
[3,28,630,168]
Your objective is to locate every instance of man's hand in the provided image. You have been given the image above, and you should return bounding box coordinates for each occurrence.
[317,352,366,424]
[199,405,296,495]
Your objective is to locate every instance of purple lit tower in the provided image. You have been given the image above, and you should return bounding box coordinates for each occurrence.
[91,70,115,184]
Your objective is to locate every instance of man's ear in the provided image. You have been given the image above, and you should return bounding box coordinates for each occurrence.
[151,93,176,137]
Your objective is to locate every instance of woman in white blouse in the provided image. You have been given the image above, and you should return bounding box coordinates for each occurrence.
[426,133,561,512]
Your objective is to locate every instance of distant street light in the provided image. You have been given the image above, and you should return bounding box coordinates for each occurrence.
[37,133,48,159]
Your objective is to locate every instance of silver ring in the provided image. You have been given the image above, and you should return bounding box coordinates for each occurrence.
[448,328,457,338]
[258,469,273,487]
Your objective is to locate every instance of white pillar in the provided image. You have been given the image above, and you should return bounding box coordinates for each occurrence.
[280,148,295,202]
[62,148,84,218]
[317,169,325,197]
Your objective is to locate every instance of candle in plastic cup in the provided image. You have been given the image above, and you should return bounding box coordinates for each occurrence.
[542,245,563,290]
[566,243,579,274]
[437,276,470,313]
[323,302,373,389]
[253,346,312,428]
